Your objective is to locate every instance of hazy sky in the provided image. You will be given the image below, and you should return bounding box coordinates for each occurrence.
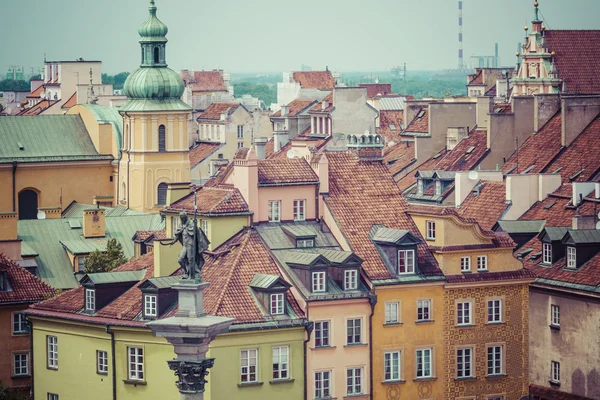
[1,0,599,76]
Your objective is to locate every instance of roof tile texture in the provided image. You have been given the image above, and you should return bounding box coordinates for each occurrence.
[165,186,249,215]
[404,108,429,133]
[458,180,508,231]
[272,99,316,117]
[358,83,392,98]
[197,102,240,120]
[189,142,222,167]
[292,71,335,90]
[183,71,227,92]
[0,253,56,304]
[257,158,319,185]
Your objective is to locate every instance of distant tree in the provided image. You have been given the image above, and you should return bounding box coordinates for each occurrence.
[233,82,276,106]
[102,72,130,90]
[29,74,41,81]
[84,238,128,274]
[0,80,30,91]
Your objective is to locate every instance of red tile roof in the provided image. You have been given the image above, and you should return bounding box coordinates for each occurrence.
[269,127,330,160]
[520,184,597,227]
[62,92,77,109]
[468,70,484,85]
[529,384,595,400]
[403,108,429,133]
[0,253,56,305]
[378,110,404,143]
[197,102,240,120]
[264,138,275,158]
[189,141,222,168]
[395,148,448,191]
[182,70,227,92]
[502,112,562,174]
[310,92,334,113]
[545,30,600,94]
[323,152,441,280]
[165,186,250,215]
[446,269,534,283]
[485,85,497,96]
[292,71,335,90]
[17,100,58,116]
[271,99,317,117]
[434,128,489,171]
[257,158,319,185]
[26,85,44,99]
[383,141,417,177]
[133,230,166,243]
[358,83,392,98]
[458,180,508,231]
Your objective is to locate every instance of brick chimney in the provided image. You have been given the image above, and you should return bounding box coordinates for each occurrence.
[83,208,106,238]
[572,214,597,230]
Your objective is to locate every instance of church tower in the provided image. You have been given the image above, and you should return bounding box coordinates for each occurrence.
[118,0,191,213]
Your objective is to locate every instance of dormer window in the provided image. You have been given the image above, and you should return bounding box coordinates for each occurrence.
[435,180,442,196]
[398,250,415,274]
[312,271,326,292]
[426,221,436,240]
[85,288,96,312]
[566,247,576,269]
[344,270,358,290]
[297,239,314,248]
[417,179,424,194]
[0,271,7,291]
[270,293,284,315]
[543,243,552,264]
[144,294,157,318]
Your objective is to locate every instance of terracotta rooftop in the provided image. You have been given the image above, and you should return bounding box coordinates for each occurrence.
[197,102,241,120]
[17,100,58,116]
[188,141,222,168]
[269,127,330,160]
[434,128,489,171]
[545,30,600,94]
[403,108,429,134]
[446,269,534,283]
[468,70,484,85]
[485,85,497,96]
[272,99,317,117]
[323,152,441,280]
[292,71,335,90]
[0,253,56,305]
[133,230,166,242]
[358,83,392,98]
[310,92,334,113]
[182,70,227,92]
[529,383,595,400]
[26,85,44,99]
[164,186,250,216]
[383,141,417,178]
[264,137,275,158]
[395,148,448,191]
[257,158,319,185]
[61,92,77,109]
[458,180,508,231]
[378,110,404,143]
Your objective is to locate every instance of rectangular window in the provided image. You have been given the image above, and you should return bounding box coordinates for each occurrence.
[398,249,415,274]
[314,371,331,399]
[77,256,86,272]
[543,243,552,264]
[272,346,289,380]
[344,269,358,290]
[270,293,284,315]
[567,247,576,269]
[487,345,503,375]
[144,294,157,318]
[85,288,95,312]
[487,397,504,400]
[13,313,28,334]
[314,321,330,347]
[461,256,471,272]
[417,179,424,194]
[385,302,400,324]
[238,141,244,148]
[457,302,472,326]
[47,336,58,369]
[426,221,436,240]
[237,125,244,139]
[551,360,560,383]
[456,348,472,378]
[297,239,314,248]
[293,199,306,221]
[347,318,362,344]
[240,349,257,383]
[201,219,208,237]
[97,350,108,374]
[416,348,432,378]
[312,271,326,293]
[48,394,59,400]
[551,304,560,327]
[384,351,400,381]
[417,299,431,321]
[13,353,29,376]
[346,368,362,395]
[487,299,502,323]
[477,255,488,271]
[268,200,281,222]
[128,347,144,381]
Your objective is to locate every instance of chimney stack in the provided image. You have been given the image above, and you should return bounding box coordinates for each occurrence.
[254,137,268,160]
[281,105,289,117]
[83,209,105,238]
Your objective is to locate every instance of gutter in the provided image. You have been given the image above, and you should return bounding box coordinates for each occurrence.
[12,161,17,212]
[106,325,117,400]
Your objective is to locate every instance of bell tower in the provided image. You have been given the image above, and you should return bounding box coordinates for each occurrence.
[118,0,192,213]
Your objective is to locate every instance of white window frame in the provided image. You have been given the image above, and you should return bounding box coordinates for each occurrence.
[477,255,488,271]
[97,350,108,374]
[13,312,28,334]
[384,351,401,381]
[416,348,433,378]
[426,220,436,240]
[268,200,281,222]
[312,271,326,293]
[457,301,472,326]
[272,346,289,380]
[201,219,208,236]
[346,367,363,395]
[297,239,314,248]
[550,304,560,327]
[293,199,306,221]
[47,394,59,400]
[270,293,284,315]
[417,299,431,321]
[487,299,502,323]
[344,269,358,290]
[346,318,362,345]
[397,249,415,274]
[551,360,560,383]
[456,347,473,378]
[237,125,244,139]
[417,179,424,194]
[13,353,29,376]
[127,347,144,381]
[461,256,471,272]
[144,294,157,318]
[85,288,95,312]
[314,370,331,399]
[314,321,330,347]
[240,349,258,383]
[487,345,503,375]
[543,243,552,264]
[385,302,400,324]
[567,246,577,269]
[47,336,58,369]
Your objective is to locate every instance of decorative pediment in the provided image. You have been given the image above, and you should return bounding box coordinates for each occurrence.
[284,252,331,270]
[370,225,421,246]
[249,273,292,291]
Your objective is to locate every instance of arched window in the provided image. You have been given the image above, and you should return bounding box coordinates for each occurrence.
[158,125,166,152]
[18,189,39,220]
[154,47,160,64]
[157,183,168,206]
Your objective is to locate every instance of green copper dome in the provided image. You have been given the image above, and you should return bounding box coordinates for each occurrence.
[124,68,184,99]
[138,0,168,42]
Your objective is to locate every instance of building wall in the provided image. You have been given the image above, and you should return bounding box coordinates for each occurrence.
[257,185,317,223]
[372,283,445,400]
[529,287,600,399]
[329,88,378,149]
[68,105,120,159]
[165,213,248,251]
[0,304,31,391]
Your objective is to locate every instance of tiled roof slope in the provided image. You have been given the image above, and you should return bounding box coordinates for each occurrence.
[529,383,595,400]
[0,253,56,305]
[404,108,429,133]
[520,184,597,227]
[396,149,448,190]
[458,180,508,231]
[164,186,250,215]
[189,141,222,168]
[271,99,316,117]
[468,70,483,85]
[0,115,113,163]
[197,102,240,120]
[324,152,441,280]
[545,30,600,94]
[358,83,392,98]
[502,112,562,174]
[378,110,404,143]
[292,71,335,90]
[257,158,319,185]
[268,128,330,160]
[310,92,334,113]
[17,100,59,116]
[434,128,488,171]
[383,141,417,177]
[182,71,226,92]
[62,92,77,109]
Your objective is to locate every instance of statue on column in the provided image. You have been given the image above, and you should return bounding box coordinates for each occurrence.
[168,211,210,280]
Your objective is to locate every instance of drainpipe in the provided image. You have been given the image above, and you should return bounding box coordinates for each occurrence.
[368,293,377,399]
[315,183,320,221]
[303,307,314,400]
[123,112,132,210]
[12,161,17,212]
[29,316,34,399]
[106,325,117,400]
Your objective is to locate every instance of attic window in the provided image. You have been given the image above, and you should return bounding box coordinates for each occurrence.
[389,124,396,131]
[417,110,425,119]
[69,220,82,229]
[0,272,7,291]
[432,153,442,159]
[544,201,556,210]
[552,167,563,174]
[466,146,475,154]
[398,250,415,274]
[435,180,442,197]
[344,269,358,290]
[521,165,535,174]
[270,293,284,315]
[85,288,95,312]
[569,169,584,181]
[566,247,576,269]
[312,271,326,292]
[17,142,24,151]
[144,294,157,318]
[297,239,314,248]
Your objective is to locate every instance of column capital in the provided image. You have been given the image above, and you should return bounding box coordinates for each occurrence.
[168,359,215,394]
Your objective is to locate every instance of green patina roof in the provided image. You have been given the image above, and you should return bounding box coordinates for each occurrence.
[370,225,414,245]
[80,104,123,154]
[566,229,600,244]
[284,251,325,267]
[18,214,164,289]
[249,273,282,289]
[145,275,182,289]
[282,225,317,239]
[138,0,168,42]
[544,227,571,241]
[62,202,145,219]
[83,270,146,285]
[0,115,113,164]
[20,241,38,257]
[60,239,108,255]
[119,98,190,113]
[255,222,339,250]
[317,249,356,264]
[496,220,546,234]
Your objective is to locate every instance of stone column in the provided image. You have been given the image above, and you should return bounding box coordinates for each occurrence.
[147,281,234,400]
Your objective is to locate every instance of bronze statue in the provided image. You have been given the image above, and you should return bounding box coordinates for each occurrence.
[168,211,210,280]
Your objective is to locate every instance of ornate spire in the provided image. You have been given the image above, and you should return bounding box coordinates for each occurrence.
[149,0,157,16]
[534,1,540,21]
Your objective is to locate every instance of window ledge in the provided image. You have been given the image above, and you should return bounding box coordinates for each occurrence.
[461,270,473,274]
[11,375,31,379]
[97,372,109,376]
[485,374,506,379]
[12,332,29,336]
[415,319,435,324]
[383,322,403,327]
[123,379,147,386]
[454,376,476,381]
[311,345,337,351]
[549,380,561,387]
[486,321,505,326]
[269,378,295,385]
[46,366,58,371]
[413,377,436,382]
[477,269,489,272]
[381,379,405,385]
[237,381,264,388]
[344,343,368,348]
[344,394,367,399]
[549,324,560,330]
[456,324,475,328]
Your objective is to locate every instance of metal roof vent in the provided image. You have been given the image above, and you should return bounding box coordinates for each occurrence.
[17,142,24,151]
